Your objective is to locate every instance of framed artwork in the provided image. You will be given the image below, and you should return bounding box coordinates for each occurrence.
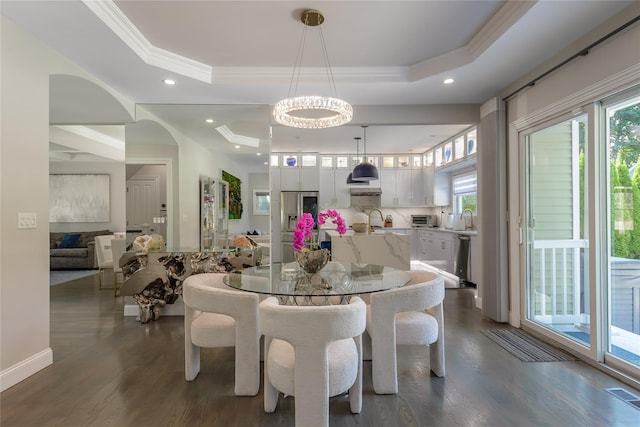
[49,174,110,222]
[222,170,243,219]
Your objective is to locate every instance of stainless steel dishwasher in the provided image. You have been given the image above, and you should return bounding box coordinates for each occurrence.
[455,235,474,287]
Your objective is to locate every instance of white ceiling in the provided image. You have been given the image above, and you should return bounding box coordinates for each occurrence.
[2,0,636,167]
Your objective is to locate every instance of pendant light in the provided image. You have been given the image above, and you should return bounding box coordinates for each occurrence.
[273,9,353,129]
[352,126,379,181]
[347,137,367,184]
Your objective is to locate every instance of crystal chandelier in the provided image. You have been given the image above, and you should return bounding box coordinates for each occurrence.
[273,9,353,129]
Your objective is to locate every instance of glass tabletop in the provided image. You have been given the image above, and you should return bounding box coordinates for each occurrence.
[223,261,411,297]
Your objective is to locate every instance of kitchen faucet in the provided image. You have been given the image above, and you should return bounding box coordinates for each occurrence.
[460,208,474,230]
[368,208,384,234]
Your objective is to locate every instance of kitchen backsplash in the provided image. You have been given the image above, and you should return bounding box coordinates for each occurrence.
[319,206,452,229]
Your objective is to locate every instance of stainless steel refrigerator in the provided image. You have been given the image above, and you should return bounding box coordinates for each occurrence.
[280,191,319,262]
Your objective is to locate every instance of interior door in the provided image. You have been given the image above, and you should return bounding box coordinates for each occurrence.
[126,177,159,233]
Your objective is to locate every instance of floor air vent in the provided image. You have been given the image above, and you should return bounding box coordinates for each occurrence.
[606,387,640,409]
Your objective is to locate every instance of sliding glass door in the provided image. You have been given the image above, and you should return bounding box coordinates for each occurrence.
[522,87,640,376]
[524,114,590,344]
[604,92,640,368]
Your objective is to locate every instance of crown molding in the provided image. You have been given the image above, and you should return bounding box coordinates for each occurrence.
[211,66,408,84]
[408,1,535,82]
[83,0,212,83]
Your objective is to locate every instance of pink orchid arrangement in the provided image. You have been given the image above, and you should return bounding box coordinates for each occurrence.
[293,210,347,252]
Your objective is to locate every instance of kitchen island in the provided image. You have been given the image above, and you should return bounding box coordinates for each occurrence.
[326,230,411,270]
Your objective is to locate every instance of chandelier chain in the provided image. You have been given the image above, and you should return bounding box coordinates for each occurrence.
[287,24,308,98]
[318,25,338,98]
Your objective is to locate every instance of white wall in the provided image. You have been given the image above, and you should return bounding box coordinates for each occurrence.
[49,161,126,233]
[0,17,134,391]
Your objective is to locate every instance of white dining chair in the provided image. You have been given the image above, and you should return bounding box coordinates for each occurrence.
[260,296,366,427]
[183,273,260,396]
[94,235,114,291]
[366,271,445,394]
[111,237,126,296]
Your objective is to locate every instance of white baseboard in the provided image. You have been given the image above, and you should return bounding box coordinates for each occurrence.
[1,348,53,392]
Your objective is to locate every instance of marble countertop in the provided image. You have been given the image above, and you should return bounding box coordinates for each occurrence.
[416,227,478,236]
[325,227,477,236]
[326,229,409,237]
[327,229,411,270]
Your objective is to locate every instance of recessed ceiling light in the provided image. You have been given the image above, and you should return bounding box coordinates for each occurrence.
[443,78,454,85]
[235,145,240,149]
[256,152,261,156]
[264,161,268,165]
[205,118,214,123]
[163,79,176,85]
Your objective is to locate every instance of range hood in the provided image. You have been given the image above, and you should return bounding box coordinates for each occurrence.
[350,188,382,196]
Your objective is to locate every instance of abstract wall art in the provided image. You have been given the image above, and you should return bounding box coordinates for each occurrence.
[49,174,110,222]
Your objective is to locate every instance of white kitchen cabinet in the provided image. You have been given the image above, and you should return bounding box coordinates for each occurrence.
[423,164,435,206]
[411,168,424,205]
[380,168,424,207]
[395,168,413,205]
[279,166,319,191]
[380,168,396,207]
[433,170,450,206]
[319,168,351,209]
[334,169,351,207]
[400,228,419,260]
[319,168,334,208]
[418,230,455,273]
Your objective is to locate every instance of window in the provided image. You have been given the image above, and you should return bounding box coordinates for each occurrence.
[452,171,477,214]
[253,190,270,215]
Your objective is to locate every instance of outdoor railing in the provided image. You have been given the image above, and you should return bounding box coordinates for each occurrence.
[532,239,588,320]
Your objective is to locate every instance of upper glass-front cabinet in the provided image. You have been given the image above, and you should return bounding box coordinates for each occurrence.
[427,126,477,169]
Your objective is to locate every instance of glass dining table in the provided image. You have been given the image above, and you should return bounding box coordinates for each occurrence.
[224,261,411,305]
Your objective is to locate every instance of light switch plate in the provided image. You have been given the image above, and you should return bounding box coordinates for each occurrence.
[18,212,37,229]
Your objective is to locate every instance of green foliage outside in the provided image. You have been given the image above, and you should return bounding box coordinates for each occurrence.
[607,103,640,258]
[460,195,477,212]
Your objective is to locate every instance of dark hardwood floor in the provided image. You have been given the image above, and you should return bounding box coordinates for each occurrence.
[1,274,639,426]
